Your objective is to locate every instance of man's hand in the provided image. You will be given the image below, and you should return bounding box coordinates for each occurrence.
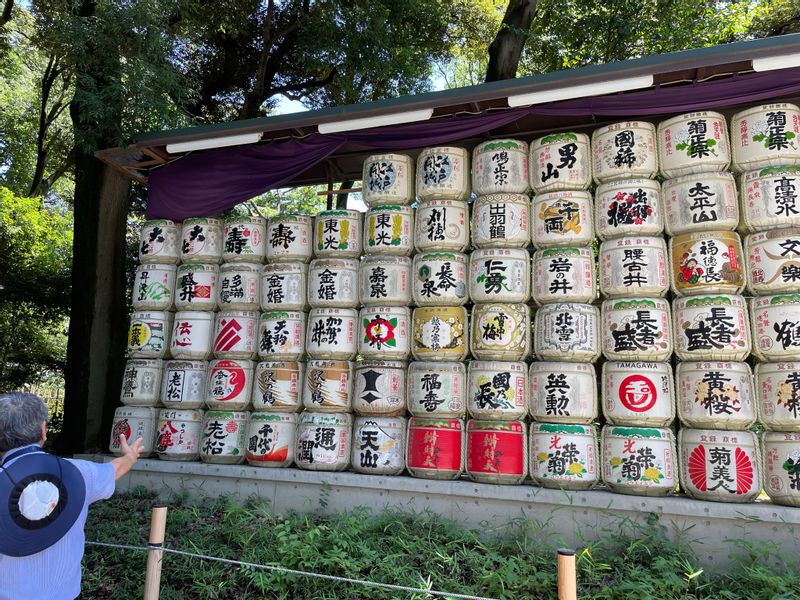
[111,435,144,480]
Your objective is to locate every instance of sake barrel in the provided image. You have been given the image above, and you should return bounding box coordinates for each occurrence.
[472,139,529,195]
[353,360,407,416]
[180,217,223,264]
[411,306,469,361]
[657,111,730,177]
[676,361,756,429]
[406,417,464,479]
[663,172,739,236]
[670,231,745,296]
[679,428,761,502]
[362,153,415,206]
[751,294,800,361]
[416,146,470,202]
[155,408,204,461]
[756,362,800,431]
[127,311,172,359]
[170,311,214,360]
[469,248,530,304]
[602,426,676,496]
[673,295,751,361]
[257,311,305,361]
[414,199,470,253]
[530,423,598,490]
[205,358,254,410]
[529,361,597,424]
[731,103,800,172]
[351,416,407,475]
[213,310,258,359]
[601,361,675,427]
[594,179,663,241]
[471,194,531,249]
[174,263,219,311]
[306,308,357,360]
[407,361,466,417]
[592,121,658,183]
[364,204,413,256]
[314,209,361,258]
[740,166,800,232]
[466,420,527,484]
[161,360,207,409]
[139,219,180,264]
[295,412,352,471]
[252,361,304,412]
[359,255,411,307]
[308,258,359,308]
[412,252,469,306]
[762,431,800,506]
[120,359,163,406]
[599,236,669,299]
[199,410,248,464]
[601,297,672,362]
[218,263,260,310]
[746,229,800,295]
[531,247,597,305]
[529,132,592,194]
[132,264,176,310]
[467,361,527,420]
[109,406,158,457]
[532,190,594,249]
[302,359,353,412]
[470,303,530,361]
[222,215,266,263]
[245,412,297,467]
[265,215,313,263]
[359,306,411,361]
[261,262,307,311]
[534,303,600,362]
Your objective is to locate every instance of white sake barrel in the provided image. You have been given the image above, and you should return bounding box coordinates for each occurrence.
[740,166,800,232]
[358,306,410,361]
[756,361,800,431]
[658,111,730,177]
[257,311,305,360]
[663,172,738,236]
[213,310,258,359]
[359,255,411,306]
[170,310,214,360]
[531,247,597,305]
[467,361,527,420]
[731,103,800,172]
[416,146,470,202]
[261,262,307,311]
[364,204,413,256]
[746,229,800,295]
[139,219,180,264]
[412,252,468,306]
[679,428,761,502]
[362,153,415,206]
[592,121,658,183]
[529,361,597,424]
[174,263,219,311]
[466,419,527,485]
[534,303,600,362]
[676,361,756,429]
[199,410,248,464]
[529,132,591,194]
[762,431,800,506]
[252,361,304,412]
[472,139,529,195]
[306,308,357,360]
[351,416,407,475]
[308,258,359,308]
[407,361,466,417]
[414,199,469,253]
[601,297,672,362]
[532,190,593,249]
[530,423,598,490]
[132,264,176,310]
[602,426,676,496]
[314,209,361,258]
[155,408,203,461]
[601,361,675,427]
[295,412,352,471]
[218,263,260,310]
[180,217,223,264]
[469,248,530,304]
[109,406,158,457]
[752,294,800,361]
[411,306,469,362]
[594,179,663,241]
[245,412,297,467]
[161,360,207,409]
[673,294,751,361]
[205,358,253,410]
[265,215,313,263]
[127,311,172,359]
[470,303,530,361]
[599,236,669,299]
[670,231,745,297]
[406,417,465,479]
[472,194,531,249]
[222,216,266,263]
[120,359,163,406]
[353,360,406,416]
[302,359,353,412]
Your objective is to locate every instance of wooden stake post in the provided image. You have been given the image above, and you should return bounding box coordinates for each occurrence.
[143,506,168,600]
[557,548,577,600]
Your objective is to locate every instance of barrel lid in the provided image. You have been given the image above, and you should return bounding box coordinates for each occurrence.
[159,408,204,419]
[220,262,261,273]
[204,411,249,419]
[533,132,587,146]
[164,359,208,369]
[533,423,593,435]
[177,262,219,272]
[174,310,215,319]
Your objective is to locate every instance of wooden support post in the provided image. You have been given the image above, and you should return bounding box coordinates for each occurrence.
[557,548,577,600]
[143,506,168,600]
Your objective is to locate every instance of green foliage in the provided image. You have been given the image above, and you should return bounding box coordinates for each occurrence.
[439,0,504,87]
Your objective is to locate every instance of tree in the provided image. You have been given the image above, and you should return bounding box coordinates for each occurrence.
[485,0,536,81]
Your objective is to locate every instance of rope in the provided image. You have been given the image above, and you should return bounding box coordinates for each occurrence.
[85,540,500,600]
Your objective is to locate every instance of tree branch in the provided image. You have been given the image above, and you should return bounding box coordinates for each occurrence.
[1,0,13,27]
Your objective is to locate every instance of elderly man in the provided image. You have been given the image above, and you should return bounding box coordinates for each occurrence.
[0,392,143,600]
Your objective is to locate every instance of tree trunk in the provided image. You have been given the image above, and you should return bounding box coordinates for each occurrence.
[336,180,353,209]
[485,0,537,82]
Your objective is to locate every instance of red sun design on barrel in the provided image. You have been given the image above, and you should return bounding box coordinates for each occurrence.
[618,375,657,412]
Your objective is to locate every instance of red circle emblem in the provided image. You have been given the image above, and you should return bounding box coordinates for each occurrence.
[619,375,657,413]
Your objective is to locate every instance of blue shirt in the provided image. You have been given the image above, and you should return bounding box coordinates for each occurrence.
[0,444,116,600]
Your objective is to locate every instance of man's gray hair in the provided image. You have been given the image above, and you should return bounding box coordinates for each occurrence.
[0,392,49,452]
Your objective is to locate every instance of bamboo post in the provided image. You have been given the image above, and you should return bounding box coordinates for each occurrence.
[557,548,577,600]
[143,506,168,600]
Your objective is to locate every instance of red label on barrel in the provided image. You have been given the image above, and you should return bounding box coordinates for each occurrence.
[467,429,524,475]
[408,420,462,471]
[619,374,657,412]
